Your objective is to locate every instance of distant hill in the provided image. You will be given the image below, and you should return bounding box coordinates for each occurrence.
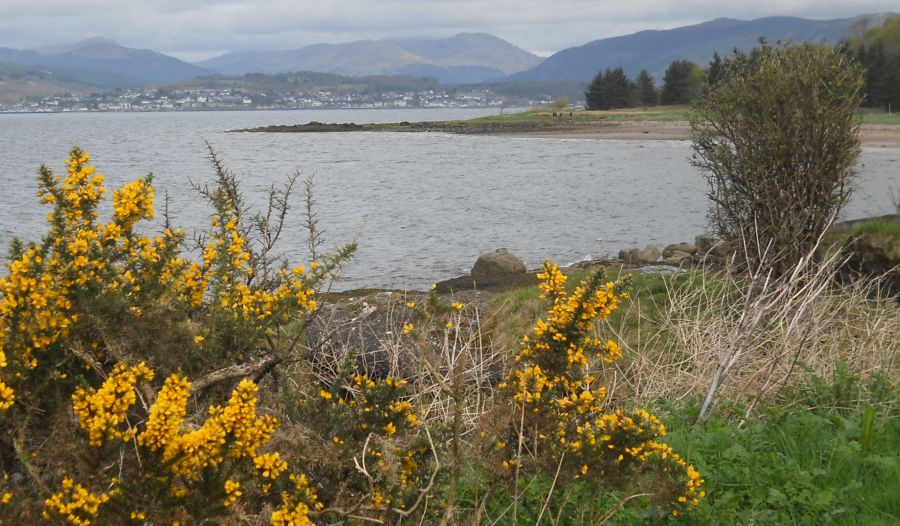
[0,62,97,103]
[509,13,898,82]
[197,33,543,84]
[0,38,212,89]
[174,71,442,94]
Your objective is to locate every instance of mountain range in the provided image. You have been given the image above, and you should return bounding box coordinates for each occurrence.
[509,13,897,82]
[1,13,898,102]
[0,37,212,89]
[196,33,543,84]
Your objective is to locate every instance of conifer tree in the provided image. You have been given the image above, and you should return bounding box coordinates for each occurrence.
[584,69,607,110]
[604,66,634,108]
[636,69,658,106]
[661,60,702,105]
[707,52,725,85]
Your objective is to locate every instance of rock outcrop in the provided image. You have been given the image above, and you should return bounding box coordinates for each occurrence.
[618,245,661,264]
[471,248,527,279]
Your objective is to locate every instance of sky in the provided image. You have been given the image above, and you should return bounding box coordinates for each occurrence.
[1,0,897,62]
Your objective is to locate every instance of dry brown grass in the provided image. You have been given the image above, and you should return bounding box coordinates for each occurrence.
[600,248,898,419]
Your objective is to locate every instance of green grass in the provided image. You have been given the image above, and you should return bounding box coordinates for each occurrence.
[598,109,690,122]
[482,267,899,524]
[472,107,899,126]
[448,370,900,525]
[846,218,900,237]
[660,370,900,526]
[450,370,899,525]
[467,107,690,125]
[861,112,900,125]
[485,266,698,359]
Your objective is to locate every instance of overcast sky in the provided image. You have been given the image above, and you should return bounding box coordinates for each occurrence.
[1,1,897,62]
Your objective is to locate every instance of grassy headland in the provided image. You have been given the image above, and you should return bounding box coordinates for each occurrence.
[234,106,900,144]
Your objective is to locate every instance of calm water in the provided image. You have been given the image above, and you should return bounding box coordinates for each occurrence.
[1,109,898,289]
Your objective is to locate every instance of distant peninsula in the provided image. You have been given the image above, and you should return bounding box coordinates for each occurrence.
[229,109,900,146]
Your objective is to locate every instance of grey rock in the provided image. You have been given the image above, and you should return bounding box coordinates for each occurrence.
[663,242,697,258]
[618,245,661,264]
[471,248,526,280]
[662,250,693,266]
[618,247,639,262]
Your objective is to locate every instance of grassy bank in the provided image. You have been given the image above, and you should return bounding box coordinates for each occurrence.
[478,260,898,524]
[862,112,900,125]
[468,106,691,124]
[237,106,900,138]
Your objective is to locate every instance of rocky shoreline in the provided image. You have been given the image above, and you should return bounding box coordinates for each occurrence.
[228,118,657,136]
[333,214,899,298]
[313,215,897,376]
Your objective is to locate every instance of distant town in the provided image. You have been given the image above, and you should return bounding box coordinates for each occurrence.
[0,86,549,113]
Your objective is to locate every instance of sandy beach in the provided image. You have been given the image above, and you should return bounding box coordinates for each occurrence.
[503,120,900,147]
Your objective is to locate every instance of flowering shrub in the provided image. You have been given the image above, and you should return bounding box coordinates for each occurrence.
[496,262,704,515]
[0,147,703,523]
[299,368,433,520]
[0,147,350,524]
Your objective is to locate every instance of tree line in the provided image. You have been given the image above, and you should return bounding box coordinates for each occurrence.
[586,42,900,112]
[584,59,706,110]
[840,41,900,111]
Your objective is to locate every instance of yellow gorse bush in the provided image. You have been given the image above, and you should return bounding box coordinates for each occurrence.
[60,365,320,524]
[0,148,342,524]
[1,147,704,522]
[499,262,704,513]
[72,361,154,446]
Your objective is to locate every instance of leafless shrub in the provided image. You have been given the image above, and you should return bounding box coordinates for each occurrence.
[602,239,898,422]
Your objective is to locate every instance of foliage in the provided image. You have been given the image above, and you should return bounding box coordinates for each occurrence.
[706,52,725,86]
[284,364,436,522]
[489,263,703,518]
[0,147,353,524]
[662,369,899,526]
[635,69,658,107]
[691,44,865,274]
[585,67,634,110]
[660,60,703,105]
[841,15,900,111]
[840,40,900,111]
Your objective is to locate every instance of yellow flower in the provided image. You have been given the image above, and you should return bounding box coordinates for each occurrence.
[254,452,288,480]
[402,323,414,334]
[72,362,154,446]
[223,479,241,507]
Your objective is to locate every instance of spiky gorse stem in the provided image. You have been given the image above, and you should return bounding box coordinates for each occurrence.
[498,262,705,515]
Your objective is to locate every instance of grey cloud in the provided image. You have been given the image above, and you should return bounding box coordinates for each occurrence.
[0,0,896,60]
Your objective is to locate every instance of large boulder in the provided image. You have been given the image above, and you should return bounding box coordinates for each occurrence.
[663,242,697,258]
[663,250,694,267]
[471,248,527,280]
[618,245,661,264]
